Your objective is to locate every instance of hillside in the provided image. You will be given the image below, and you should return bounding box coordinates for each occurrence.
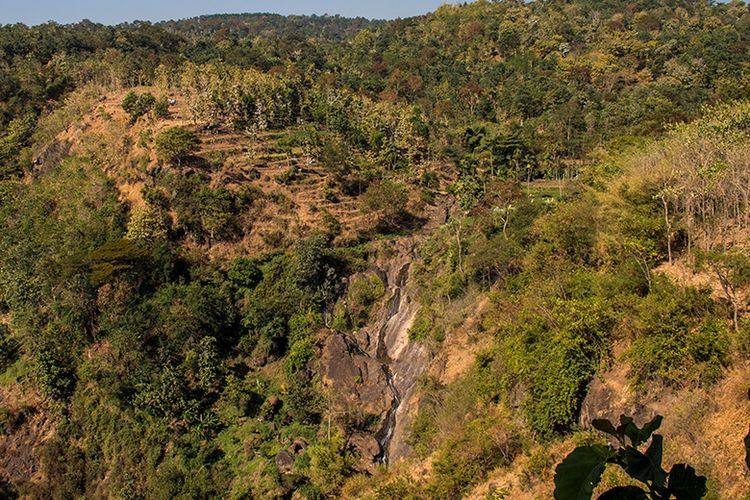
[2,1,750,498]
[47,86,433,252]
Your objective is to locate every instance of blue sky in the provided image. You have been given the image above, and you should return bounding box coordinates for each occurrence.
[0,0,454,26]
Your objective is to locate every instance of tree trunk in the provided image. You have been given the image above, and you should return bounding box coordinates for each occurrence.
[663,197,672,265]
[456,225,464,277]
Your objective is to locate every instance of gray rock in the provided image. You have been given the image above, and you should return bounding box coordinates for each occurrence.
[349,432,381,473]
[275,450,295,475]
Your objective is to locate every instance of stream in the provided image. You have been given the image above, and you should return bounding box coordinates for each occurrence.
[373,263,410,464]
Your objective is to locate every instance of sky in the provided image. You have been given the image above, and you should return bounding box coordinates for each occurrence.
[0,0,455,26]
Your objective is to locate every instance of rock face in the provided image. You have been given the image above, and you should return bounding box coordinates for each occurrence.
[318,197,454,469]
[578,355,675,428]
[319,237,430,466]
[320,333,394,423]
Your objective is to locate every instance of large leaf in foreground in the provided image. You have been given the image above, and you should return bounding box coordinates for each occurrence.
[554,444,613,500]
[620,435,667,488]
[667,464,707,500]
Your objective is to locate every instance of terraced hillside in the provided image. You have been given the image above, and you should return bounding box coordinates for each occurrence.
[36,86,444,261]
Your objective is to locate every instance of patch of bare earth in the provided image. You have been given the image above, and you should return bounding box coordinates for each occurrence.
[430,295,493,385]
[0,385,53,492]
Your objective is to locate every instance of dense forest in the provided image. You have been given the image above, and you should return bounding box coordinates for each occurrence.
[1,0,750,498]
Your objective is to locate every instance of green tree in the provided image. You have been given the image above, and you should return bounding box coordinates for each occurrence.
[0,113,35,179]
[154,96,170,119]
[155,127,201,165]
[360,179,409,231]
[122,91,157,125]
[126,203,169,241]
[195,187,238,245]
[696,251,750,332]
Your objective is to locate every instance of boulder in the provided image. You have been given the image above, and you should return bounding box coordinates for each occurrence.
[275,450,295,475]
[348,432,381,473]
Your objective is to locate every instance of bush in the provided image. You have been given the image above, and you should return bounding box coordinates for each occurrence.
[155,127,201,165]
[466,235,523,287]
[154,96,170,119]
[304,435,351,496]
[346,274,385,328]
[126,204,169,241]
[532,197,599,266]
[227,258,262,291]
[122,91,157,124]
[36,341,77,401]
[431,271,466,302]
[274,166,300,185]
[627,284,725,389]
[168,177,248,244]
[285,374,324,424]
[0,324,19,373]
[408,309,432,341]
[427,417,520,498]
[497,297,614,437]
[40,437,86,498]
[321,209,342,236]
[88,238,150,285]
[359,179,409,231]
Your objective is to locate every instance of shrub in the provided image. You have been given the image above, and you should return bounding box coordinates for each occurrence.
[408,309,432,341]
[274,166,300,185]
[36,341,77,401]
[40,437,86,498]
[427,417,520,498]
[497,297,614,437]
[0,324,19,373]
[466,235,523,287]
[285,311,320,375]
[227,258,262,291]
[0,113,35,179]
[347,274,385,328]
[168,178,248,244]
[126,204,168,241]
[155,127,201,165]
[285,373,324,424]
[154,96,170,119]
[88,238,150,285]
[286,338,314,375]
[134,364,193,421]
[122,91,157,124]
[431,271,466,302]
[321,209,342,236]
[304,435,351,496]
[627,284,725,389]
[359,179,409,231]
[532,197,599,266]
